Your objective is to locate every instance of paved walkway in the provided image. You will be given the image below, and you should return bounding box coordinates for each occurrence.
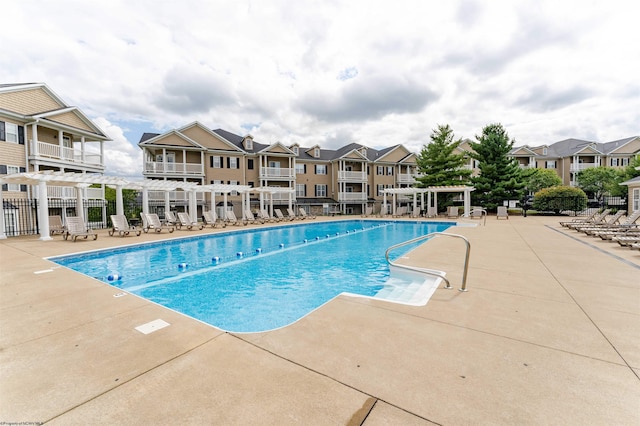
[1,215,638,425]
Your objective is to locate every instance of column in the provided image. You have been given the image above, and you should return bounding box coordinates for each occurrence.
[81,136,86,163]
[0,189,7,239]
[116,185,124,216]
[38,181,52,241]
[463,189,471,217]
[142,188,149,214]
[188,190,197,221]
[32,124,39,156]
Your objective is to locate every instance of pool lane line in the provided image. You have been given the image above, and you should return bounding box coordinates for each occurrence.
[546,225,640,270]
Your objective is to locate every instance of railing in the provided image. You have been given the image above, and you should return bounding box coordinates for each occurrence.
[385,232,471,292]
[147,191,205,201]
[469,207,487,225]
[31,140,103,165]
[270,192,296,202]
[570,162,597,172]
[44,186,104,199]
[397,173,418,183]
[338,192,367,201]
[144,162,204,175]
[338,171,367,181]
[260,167,294,178]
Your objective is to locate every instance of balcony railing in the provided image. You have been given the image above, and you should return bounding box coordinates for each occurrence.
[143,162,204,175]
[338,192,367,202]
[36,186,104,200]
[147,191,205,202]
[570,163,597,172]
[338,171,367,181]
[260,167,294,179]
[397,173,423,183]
[269,192,296,202]
[31,140,102,166]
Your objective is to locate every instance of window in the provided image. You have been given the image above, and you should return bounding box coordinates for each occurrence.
[296,184,306,197]
[377,184,385,196]
[315,164,327,175]
[377,166,384,175]
[633,188,639,212]
[4,123,18,143]
[245,138,253,150]
[210,156,222,168]
[314,148,320,158]
[6,165,20,191]
[610,158,619,167]
[228,157,238,169]
[386,166,394,176]
[269,161,280,168]
[545,160,556,169]
[293,146,299,155]
[543,147,548,155]
[229,180,239,195]
[295,163,305,174]
[315,184,327,197]
[247,159,254,169]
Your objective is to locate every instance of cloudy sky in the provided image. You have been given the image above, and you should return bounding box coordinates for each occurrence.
[3,0,639,178]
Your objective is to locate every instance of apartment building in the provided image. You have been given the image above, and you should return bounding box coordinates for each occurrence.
[138,122,419,216]
[0,83,112,235]
[509,137,640,187]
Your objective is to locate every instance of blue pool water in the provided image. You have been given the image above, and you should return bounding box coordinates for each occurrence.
[51,220,453,332]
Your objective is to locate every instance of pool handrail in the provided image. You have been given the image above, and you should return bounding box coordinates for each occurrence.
[385,232,471,292]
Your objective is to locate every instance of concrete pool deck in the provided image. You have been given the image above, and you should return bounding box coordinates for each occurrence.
[1,215,638,425]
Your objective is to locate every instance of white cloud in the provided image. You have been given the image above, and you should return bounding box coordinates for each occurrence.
[2,0,638,178]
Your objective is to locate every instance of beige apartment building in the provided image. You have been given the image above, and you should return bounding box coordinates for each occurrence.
[0,83,112,235]
[138,122,420,216]
[509,137,640,187]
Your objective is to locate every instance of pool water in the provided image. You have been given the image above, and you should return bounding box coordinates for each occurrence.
[52,220,453,332]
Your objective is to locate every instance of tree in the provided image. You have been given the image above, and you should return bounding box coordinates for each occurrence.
[610,156,640,197]
[521,168,562,194]
[468,123,524,210]
[576,167,619,204]
[415,124,472,187]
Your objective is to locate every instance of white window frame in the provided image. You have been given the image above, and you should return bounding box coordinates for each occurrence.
[6,165,20,191]
[212,156,222,168]
[229,157,239,169]
[5,123,18,143]
[295,184,306,197]
[295,163,305,174]
[315,184,327,197]
[229,180,239,195]
[633,188,640,212]
[546,160,556,169]
[315,164,327,175]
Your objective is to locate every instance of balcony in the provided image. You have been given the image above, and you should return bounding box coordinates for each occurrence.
[30,140,103,167]
[397,173,422,184]
[570,163,597,173]
[144,162,204,175]
[260,167,294,179]
[33,186,104,200]
[338,170,367,181]
[338,192,367,202]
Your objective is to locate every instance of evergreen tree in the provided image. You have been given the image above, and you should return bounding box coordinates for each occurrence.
[469,123,524,210]
[415,124,472,188]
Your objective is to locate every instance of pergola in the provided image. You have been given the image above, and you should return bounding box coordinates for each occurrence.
[381,185,475,217]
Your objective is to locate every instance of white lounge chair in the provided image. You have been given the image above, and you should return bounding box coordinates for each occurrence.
[425,206,438,218]
[496,206,509,220]
[109,214,142,237]
[141,213,175,233]
[203,210,225,228]
[286,207,300,220]
[362,206,373,217]
[176,212,203,230]
[447,206,459,219]
[245,208,262,224]
[63,216,98,242]
[274,209,292,221]
[298,207,315,219]
[225,210,245,226]
[164,211,178,227]
[48,215,65,236]
[259,209,277,222]
[410,207,421,218]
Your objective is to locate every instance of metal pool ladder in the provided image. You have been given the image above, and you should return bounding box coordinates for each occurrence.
[385,232,471,292]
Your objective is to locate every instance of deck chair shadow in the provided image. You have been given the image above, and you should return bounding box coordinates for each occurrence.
[109,214,141,237]
[63,216,98,242]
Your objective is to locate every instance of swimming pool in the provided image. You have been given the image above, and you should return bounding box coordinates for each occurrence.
[51,220,454,332]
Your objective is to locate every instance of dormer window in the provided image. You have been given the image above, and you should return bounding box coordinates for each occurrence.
[314,147,320,158]
[293,146,299,155]
[543,147,548,155]
[244,136,253,150]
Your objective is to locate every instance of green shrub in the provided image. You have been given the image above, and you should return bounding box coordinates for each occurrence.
[532,186,588,214]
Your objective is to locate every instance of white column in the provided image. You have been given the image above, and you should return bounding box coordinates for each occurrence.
[269,193,274,216]
[210,190,216,212]
[223,193,228,219]
[142,188,149,214]
[0,189,7,239]
[100,141,104,167]
[32,124,39,155]
[392,193,397,216]
[413,192,417,213]
[383,192,387,216]
[75,186,85,222]
[434,192,438,214]
[164,190,171,215]
[463,189,471,217]
[81,136,86,163]
[116,185,124,216]
[188,190,197,221]
[38,181,52,241]
[259,191,264,212]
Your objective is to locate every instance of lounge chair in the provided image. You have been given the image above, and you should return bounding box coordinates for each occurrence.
[470,207,486,219]
[425,206,437,218]
[410,207,421,218]
[274,209,293,221]
[496,206,509,220]
[176,212,203,230]
[287,207,300,220]
[580,210,627,234]
[164,211,178,227]
[63,216,98,242]
[244,209,262,224]
[203,210,225,228]
[48,215,66,236]
[392,206,407,217]
[560,210,599,227]
[565,209,611,230]
[141,213,175,233]
[447,206,459,219]
[109,214,142,237]
[225,210,245,226]
[259,209,277,222]
[361,206,373,217]
[590,210,640,238]
[298,207,316,219]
